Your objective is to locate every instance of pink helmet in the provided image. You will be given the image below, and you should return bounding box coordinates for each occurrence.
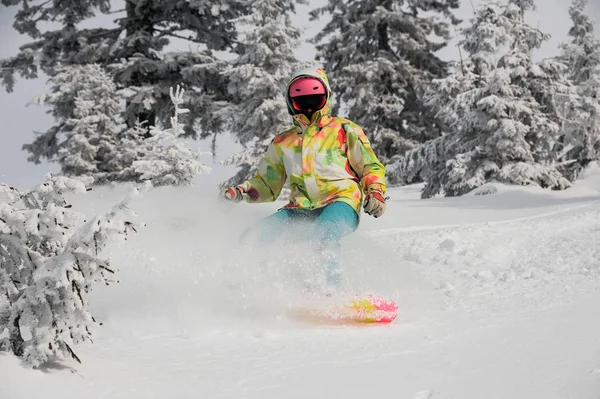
[288,77,327,98]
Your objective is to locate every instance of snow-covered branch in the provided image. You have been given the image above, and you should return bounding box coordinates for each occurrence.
[0,175,140,368]
[388,0,572,197]
[131,85,211,186]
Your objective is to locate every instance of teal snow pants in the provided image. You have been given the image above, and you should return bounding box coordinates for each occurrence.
[241,202,359,285]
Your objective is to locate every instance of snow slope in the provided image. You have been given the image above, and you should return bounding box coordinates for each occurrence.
[2,169,600,399]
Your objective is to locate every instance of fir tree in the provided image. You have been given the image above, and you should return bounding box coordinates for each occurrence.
[24,65,209,186]
[528,58,575,169]
[130,86,212,186]
[221,0,305,187]
[0,176,138,367]
[1,0,249,166]
[24,64,124,180]
[556,0,600,180]
[388,0,570,198]
[310,0,460,163]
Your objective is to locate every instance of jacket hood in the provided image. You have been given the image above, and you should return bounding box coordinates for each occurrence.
[285,67,333,128]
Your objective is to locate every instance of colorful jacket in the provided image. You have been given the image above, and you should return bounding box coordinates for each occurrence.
[237,68,386,216]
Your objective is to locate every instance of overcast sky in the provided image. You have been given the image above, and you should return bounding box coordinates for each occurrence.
[1,0,599,189]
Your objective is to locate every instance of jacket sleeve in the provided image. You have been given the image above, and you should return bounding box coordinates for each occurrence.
[345,123,387,194]
[237,140,287,203]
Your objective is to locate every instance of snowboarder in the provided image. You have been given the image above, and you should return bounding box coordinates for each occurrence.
[219,67,387,287]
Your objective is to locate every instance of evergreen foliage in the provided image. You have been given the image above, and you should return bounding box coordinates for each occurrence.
[0,176,139,367]
[25,64,124,179]
[1,0,249,165]
[221,0,305,187]
[130,86,212,186]
[25,65,209,186]
[556,0,600,180]
[388,0,570,197]
[310,0,460,163]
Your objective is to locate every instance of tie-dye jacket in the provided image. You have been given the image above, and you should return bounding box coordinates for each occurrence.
[236,68,386,216]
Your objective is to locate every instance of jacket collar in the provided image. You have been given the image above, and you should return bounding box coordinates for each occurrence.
[292,108,333,134]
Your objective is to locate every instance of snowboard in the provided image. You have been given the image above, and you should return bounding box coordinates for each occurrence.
[290,295,398,325]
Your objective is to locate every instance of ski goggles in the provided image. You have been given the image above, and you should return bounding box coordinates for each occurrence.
[291,94,327,112]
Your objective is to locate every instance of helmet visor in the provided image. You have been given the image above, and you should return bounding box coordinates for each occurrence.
[291,94,327,113]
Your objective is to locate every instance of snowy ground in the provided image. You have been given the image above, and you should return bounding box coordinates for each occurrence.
[2,169,600,399]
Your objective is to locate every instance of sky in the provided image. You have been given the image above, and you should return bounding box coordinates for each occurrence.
[1,0,599,189]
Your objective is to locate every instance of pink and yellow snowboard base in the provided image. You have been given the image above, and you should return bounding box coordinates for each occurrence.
[292,295,398,325]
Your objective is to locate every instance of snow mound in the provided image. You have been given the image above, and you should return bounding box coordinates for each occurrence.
[576,161,600,191]
[469,183,499,196]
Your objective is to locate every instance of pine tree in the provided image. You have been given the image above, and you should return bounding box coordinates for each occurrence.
[556,0,600,180]
[24,64,124,180]
[1,0,249,166]
[0,176,138,367]
[23,65,209,186]
[388,0,570,198]
[310,0,460,163]
[130,86,212,186]
[220,0,305,187]
[528,58,575,169]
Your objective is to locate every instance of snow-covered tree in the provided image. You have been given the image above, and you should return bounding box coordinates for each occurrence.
[0,176,139,367]
[556,0,600,180]
[220,0,305,187]
[25,65,209,186]
[388,2,514,190]
[131,86,211,186]
[1,0,249,164]
[528,58,575,166]
[25,64,124,180]
[497,1,573,174]
[310,0,460,163]
[388,0,570,198]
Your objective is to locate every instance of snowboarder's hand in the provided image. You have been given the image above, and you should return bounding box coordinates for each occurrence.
[363,190,386,218]
[219,187,244,203]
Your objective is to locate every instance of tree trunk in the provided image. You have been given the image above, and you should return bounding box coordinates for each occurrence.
[125,0,157,133]
[10,314,24,357]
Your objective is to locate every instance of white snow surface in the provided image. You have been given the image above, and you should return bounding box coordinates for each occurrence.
[3,167,600,398]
